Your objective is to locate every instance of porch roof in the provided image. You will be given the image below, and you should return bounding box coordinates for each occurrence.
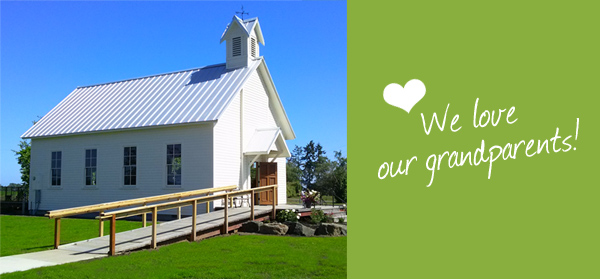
[244,128,290,158]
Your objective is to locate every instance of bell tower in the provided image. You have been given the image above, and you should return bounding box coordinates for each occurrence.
[220,16,265,70]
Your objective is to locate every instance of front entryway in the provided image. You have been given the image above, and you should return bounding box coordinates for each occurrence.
[256,162,277,205]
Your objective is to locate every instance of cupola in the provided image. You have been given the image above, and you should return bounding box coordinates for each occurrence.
[220,16,265,70]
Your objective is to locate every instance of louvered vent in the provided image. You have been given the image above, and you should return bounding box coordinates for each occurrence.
[232,37,242,57]
[251,37,256,58]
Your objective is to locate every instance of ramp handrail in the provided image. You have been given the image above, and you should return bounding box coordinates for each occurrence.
[46,185,238,250]
[100,185,278,255]
[46,185,237,218]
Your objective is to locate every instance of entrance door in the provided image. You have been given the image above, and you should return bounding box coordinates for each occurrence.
[258,162,277,205]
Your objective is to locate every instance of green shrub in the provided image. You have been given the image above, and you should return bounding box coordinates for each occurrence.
[310,209,333,224]
[277,209,300,222]
[287,181,301,198]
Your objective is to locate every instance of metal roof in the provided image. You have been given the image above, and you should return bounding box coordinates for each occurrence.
[22,59,263,139]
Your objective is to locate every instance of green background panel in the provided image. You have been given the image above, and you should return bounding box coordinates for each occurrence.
[348,1,599,278]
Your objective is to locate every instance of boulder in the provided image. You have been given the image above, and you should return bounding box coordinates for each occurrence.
[259,223,289,235]
[315,223,347,236]
[239,221,263,233]
[285,222,315,237]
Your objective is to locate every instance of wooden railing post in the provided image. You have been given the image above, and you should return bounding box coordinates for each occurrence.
[177,198,182,219]
[205,193,210,213]
[190,200,197,242]
[99,211,104,237]
[250,190,255,220]
[109,214,116,256]
[223,194,228,234]
[142,203,147,227]
[54,218,61,249]
[151,207,158,249]
[271,187,276,220]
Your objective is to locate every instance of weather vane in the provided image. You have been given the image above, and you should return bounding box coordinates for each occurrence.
[236,5,249,20]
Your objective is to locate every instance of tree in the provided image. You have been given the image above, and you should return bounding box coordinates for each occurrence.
[13,140,31,198]
[329,151,347,202]
[314,151,347,202]
[300,141,326,190]
[286,146,303,197]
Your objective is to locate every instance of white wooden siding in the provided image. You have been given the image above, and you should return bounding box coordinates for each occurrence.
[29,124,214,216]
[242,70,278,148]
[213,92,241,207]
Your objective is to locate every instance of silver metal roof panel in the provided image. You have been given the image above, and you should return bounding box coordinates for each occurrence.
[22,59,262,138]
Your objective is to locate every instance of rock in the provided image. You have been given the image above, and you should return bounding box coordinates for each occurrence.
[239,221,263,233]
[315,223,347,236]
[284,222,315,237]
[259,222,289,235]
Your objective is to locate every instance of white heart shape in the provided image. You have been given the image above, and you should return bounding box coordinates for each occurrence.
[383,79,426,113]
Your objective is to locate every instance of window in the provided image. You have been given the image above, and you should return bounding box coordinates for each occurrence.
[51,151,61,186]
[124,147,137,186]
[232,37,241,57]
[166,144,181,186]
[85,149,97,186]
[251,37,256,58]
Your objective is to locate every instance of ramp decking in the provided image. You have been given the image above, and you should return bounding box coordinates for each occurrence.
[0,206,272,274]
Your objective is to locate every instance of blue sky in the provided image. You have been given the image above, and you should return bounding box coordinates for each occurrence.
[0,1,347,185]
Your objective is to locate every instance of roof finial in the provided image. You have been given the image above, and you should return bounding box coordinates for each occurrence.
[236,5,249,20]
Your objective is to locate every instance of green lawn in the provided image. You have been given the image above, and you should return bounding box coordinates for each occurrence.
[3,234,347,279]
[0,215,142,256]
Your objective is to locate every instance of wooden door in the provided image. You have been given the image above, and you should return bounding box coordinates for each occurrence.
[258,162,277,205]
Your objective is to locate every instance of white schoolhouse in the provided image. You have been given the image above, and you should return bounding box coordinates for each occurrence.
[22,16,294,215]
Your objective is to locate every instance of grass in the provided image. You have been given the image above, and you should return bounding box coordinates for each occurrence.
[0,215,143,256]
[3,234,347,279]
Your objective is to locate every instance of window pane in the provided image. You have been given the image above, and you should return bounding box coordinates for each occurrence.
[124,166,130,176]
[91,157,97,167]
[92,149,97,157]
[131,156,136,165]
[131,176,136,185]
[57,159,61,168]
[57,152,61,160]
[167,175,174,185]
[175,175,181,185]
[124,147,130,156]
[130,147,136,156]
[167,145,173,155]
[131,166,136,176]
[124,176,130,185]
[174,144,181,155]
[167,156,173,164]
[86,177,91,185]
[86,149,90,157]
[52,152,56,160]
[86,168,91,177]
[124,157,130,166]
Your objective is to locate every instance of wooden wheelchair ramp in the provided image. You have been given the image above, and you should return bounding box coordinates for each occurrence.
[58,206,273,255]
